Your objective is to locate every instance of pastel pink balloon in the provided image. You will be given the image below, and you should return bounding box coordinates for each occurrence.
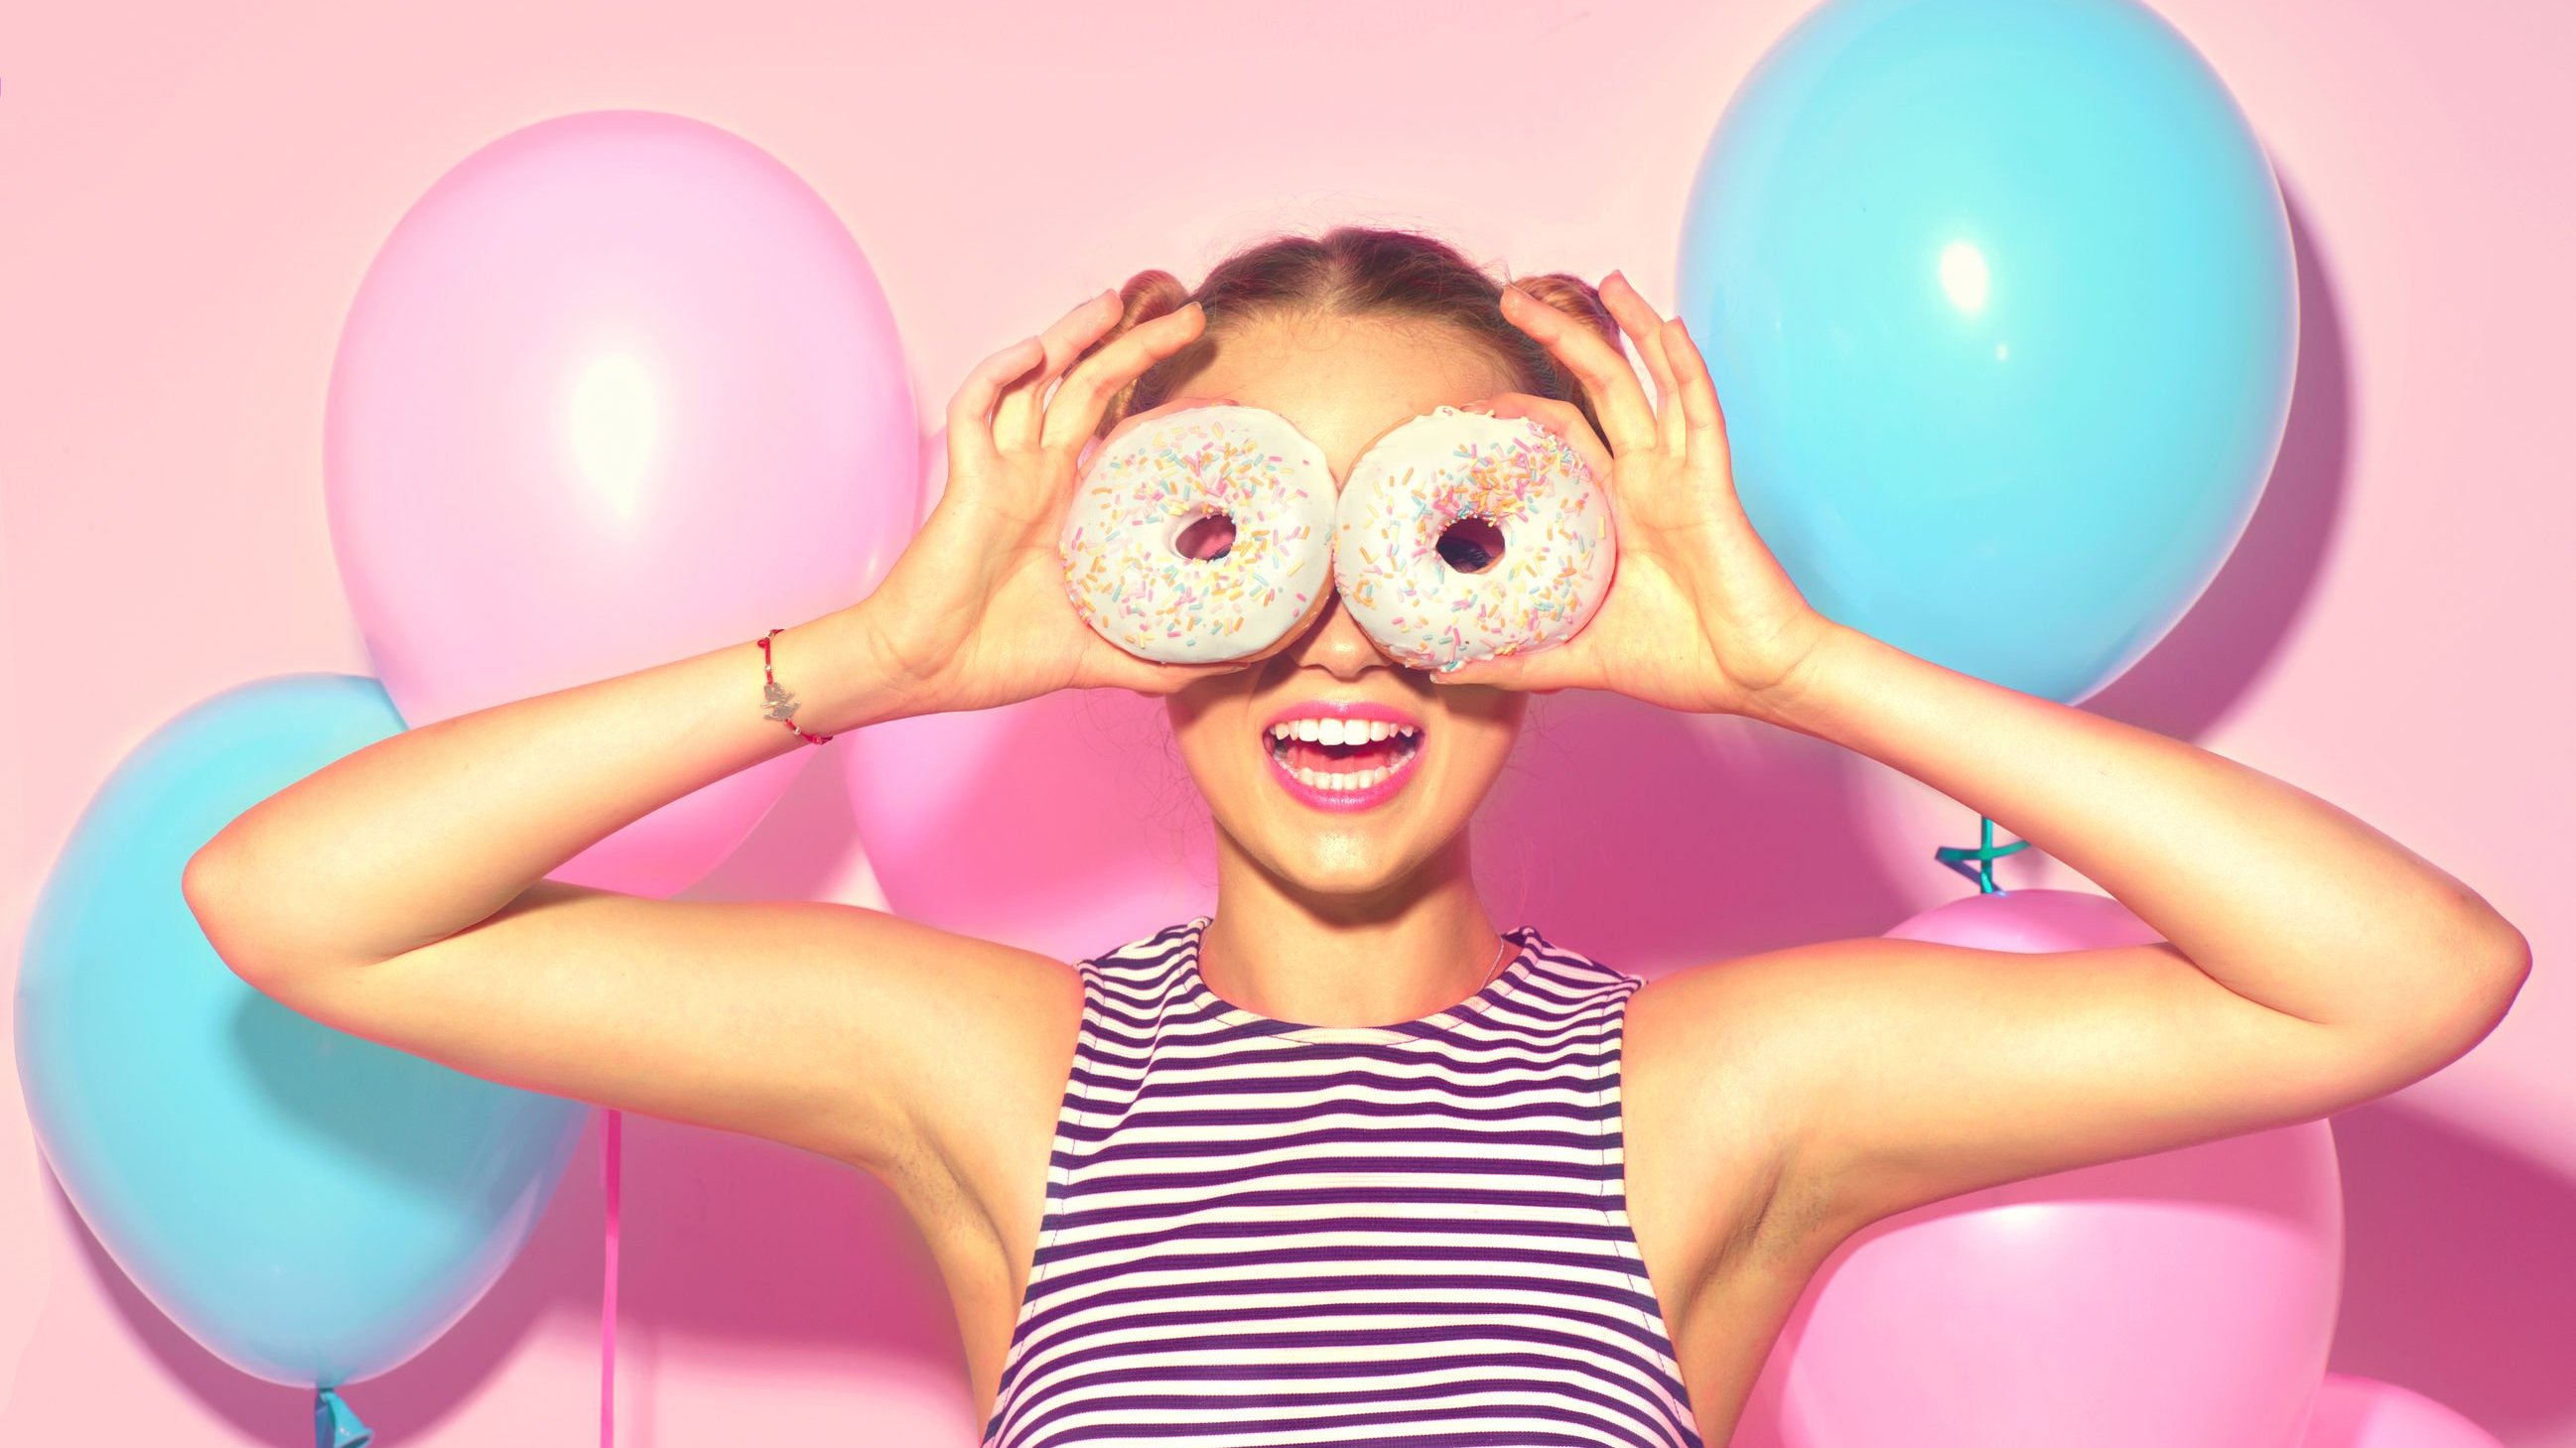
[327,110,917,896]
[844,692,1221,962]
[1733,888,2343,1448]
[2298,1374,2505,1448]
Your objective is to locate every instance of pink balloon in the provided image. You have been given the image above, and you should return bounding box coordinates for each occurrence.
[327,110,917,896]
[1733,888,2343,1448]
[2298,1374,2505,1448]
[845,693,1221,962]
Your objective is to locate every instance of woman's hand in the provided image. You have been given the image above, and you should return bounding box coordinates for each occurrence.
[849,291,1266,719]
[1431,272,1839,720]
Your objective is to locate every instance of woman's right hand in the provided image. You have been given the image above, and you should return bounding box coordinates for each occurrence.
[850,290,1271,719]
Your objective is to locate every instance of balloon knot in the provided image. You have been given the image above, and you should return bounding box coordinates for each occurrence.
[314,1385,373,1448]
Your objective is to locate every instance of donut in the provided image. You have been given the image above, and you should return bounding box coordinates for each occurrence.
[1058,404,1337,662]
[1332,404,1617,672]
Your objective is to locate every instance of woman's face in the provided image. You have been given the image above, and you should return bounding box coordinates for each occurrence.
[1126,312,1533,901]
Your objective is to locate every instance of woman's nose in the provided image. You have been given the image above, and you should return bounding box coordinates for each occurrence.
[1286,587,1393,679]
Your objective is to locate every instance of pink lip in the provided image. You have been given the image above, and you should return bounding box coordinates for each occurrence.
[1260,699,1425,813]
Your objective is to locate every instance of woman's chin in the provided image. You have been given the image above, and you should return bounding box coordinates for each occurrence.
[1250,828,1434,896]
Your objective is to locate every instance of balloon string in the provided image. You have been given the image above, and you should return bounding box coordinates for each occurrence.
[1934,812,2030,892]
[603,1108,621,1448]
[312,1386,371,1448]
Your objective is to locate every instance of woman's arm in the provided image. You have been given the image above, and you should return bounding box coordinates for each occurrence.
[1751,619,2527,1048]
[1450,273,2529,1241]
[1709,619,2528,1230]
[181,289,1254,1174]
[179,600,1062,1171]
[186,605,904,980]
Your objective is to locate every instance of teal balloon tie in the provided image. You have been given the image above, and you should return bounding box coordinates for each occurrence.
[1934,813,2029,892]
[314,1386,372,1448]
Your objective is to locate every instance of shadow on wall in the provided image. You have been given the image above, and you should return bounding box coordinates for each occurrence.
[56,179,2565,1445]
[2327,1099,2576,1438]
[2087,181,2352,741]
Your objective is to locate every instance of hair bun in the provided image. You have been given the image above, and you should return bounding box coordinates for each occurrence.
[1112,269,1191,329]
[1505,273,1618,346]
[1074,269,1194,431]
[1498,273,1622,438]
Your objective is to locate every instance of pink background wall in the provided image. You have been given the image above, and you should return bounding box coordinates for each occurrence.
[4,1,2569,1444]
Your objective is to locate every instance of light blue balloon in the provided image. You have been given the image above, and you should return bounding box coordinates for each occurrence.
[1677,0,2296,704]
[15,674,589,1393]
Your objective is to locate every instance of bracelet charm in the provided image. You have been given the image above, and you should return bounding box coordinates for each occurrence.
[754,628,835,745]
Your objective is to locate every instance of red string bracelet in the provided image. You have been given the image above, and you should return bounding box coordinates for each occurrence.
[755,628,835,745]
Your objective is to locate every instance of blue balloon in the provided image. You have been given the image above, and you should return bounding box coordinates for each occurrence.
[14,674,589,1394]
[1678,0,2296,703]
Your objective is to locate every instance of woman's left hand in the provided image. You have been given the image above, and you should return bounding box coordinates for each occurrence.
[1434,272,1836,719]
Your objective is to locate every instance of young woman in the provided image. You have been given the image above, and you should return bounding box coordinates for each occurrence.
[185,227,2530,1448]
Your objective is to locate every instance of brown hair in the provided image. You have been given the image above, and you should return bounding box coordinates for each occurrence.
[1076,225,1624,444]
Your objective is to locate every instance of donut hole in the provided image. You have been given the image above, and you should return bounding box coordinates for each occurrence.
[1435,515,1506,574]
[1171,508,1238,562]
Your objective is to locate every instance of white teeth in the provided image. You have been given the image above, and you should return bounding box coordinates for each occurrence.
[1269,717,1421,740]
[1286,762,1397,792]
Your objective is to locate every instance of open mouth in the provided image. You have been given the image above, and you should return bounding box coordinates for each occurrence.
[1266,716,1423,791]
[1259,705,1425,810]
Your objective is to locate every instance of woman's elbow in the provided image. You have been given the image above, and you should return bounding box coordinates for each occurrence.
[2412,920,2531,1066]
[182,844,303,986]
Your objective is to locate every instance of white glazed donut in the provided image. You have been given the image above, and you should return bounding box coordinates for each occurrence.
[1332,404,1617,672]
[1059,404,1337,662]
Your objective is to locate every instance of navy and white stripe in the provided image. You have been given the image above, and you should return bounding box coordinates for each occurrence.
[981,916,1704,1448]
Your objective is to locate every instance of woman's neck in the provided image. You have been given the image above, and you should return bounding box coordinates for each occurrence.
[1196,827,1505,1028]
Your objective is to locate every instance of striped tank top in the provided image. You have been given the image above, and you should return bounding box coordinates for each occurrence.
[980,915,1704,1448]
